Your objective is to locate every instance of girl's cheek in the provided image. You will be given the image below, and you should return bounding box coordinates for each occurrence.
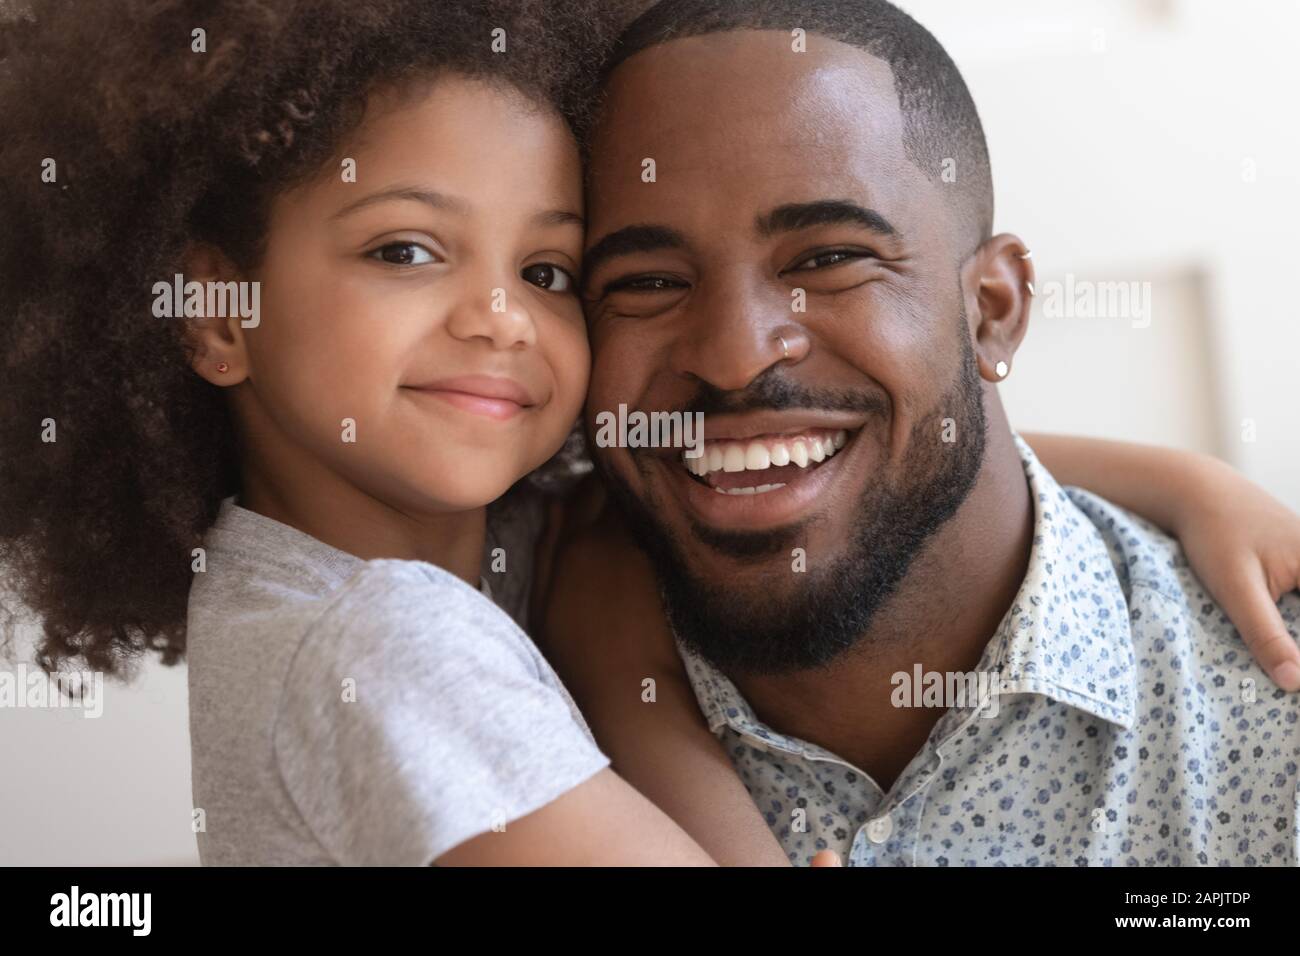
[547,315,592,418]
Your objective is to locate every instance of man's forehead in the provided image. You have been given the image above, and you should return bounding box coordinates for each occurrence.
[588,29,921,224]
[598,32,902,147]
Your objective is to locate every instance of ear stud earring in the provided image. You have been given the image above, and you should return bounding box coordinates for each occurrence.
[216,362,229,373]
[994,360,1009,379]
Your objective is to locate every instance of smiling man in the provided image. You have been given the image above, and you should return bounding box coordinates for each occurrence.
[542,0,1300,866]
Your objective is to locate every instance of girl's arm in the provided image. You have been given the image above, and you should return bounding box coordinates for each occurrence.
[434,766,718,866]
[535,485,795,867]
[1022,432,1300,690]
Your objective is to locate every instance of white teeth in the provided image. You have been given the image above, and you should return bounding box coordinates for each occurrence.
[744,442,770,470]
[713,482,786,496]
[682,428,853,477]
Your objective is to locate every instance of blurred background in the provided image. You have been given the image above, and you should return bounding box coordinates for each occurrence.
[2,0,1297,865]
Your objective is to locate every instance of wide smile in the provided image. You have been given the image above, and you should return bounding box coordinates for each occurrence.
[650,420,865,532]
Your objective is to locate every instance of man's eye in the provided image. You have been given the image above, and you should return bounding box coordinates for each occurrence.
[368,242,436,266]
[790,250,867,271]
[604,275,687,295]
[521,263,575,293]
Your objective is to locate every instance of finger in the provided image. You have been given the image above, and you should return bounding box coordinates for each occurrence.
[810,849,842,867]
[1217,564,1300,691]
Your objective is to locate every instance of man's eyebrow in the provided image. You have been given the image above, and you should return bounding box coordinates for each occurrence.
[330,186,470,220]
[582,224,687,277]
[755,200,898,239]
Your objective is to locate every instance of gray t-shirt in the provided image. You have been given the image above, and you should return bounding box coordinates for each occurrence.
[186,497,607,866]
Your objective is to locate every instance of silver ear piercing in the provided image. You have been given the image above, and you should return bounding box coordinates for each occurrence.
[995,360,1009,379]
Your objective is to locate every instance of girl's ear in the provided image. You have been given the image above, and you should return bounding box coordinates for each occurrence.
[183,243,255,386]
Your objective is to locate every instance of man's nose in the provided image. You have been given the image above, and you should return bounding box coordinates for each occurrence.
[670,275,801,391]
[444,273,538,350]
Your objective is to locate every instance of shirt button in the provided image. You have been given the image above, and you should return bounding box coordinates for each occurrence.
[866,814,893,844]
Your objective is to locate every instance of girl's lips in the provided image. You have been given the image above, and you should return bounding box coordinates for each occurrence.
[402,374,536,421]
[416,388,525,421]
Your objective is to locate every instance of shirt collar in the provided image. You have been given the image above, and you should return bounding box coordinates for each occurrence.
[679,433,1138,750]
[980,434,1137,729]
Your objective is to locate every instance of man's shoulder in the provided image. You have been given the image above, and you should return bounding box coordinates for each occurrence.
[1064,482,1300,670]
[1061,484,1190,602]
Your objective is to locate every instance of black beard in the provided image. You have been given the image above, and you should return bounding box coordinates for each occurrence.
[595,331,987,677]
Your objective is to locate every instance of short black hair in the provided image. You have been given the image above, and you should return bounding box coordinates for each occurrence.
[602,0,994,252]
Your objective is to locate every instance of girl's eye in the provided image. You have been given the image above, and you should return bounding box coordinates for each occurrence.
[521,263,575,293]
[369,242,436,266]
[790,249,868,271]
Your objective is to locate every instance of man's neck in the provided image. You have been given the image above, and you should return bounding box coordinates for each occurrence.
[731,423,1034,792]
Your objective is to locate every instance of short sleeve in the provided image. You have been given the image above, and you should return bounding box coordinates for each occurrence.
[272,561,609,866]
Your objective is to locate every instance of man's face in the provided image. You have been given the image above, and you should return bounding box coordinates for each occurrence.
[582,31,988,674]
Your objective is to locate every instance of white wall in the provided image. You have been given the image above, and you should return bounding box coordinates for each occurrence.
[1,630,197,865]
[902,0,1300,507]
[2,0,1296,867]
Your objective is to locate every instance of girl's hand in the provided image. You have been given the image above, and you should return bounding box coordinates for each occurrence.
[1175,458,1300,691]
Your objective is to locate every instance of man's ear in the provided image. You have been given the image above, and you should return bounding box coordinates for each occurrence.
[184,243,253,386]
[960,233,1035,383]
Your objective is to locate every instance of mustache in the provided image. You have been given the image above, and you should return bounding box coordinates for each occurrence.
[668,369,891,419]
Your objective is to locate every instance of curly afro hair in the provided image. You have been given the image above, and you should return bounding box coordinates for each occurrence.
[0,0,628,677]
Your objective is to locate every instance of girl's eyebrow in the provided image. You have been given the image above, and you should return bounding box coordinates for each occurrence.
[330,185,582,231]
[536,209,584,229]
[331,186,469,220]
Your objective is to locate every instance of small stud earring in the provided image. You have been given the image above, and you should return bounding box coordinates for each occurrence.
[994,360,1009,379]
[1017,249,1033,260]
[216,362,229,373]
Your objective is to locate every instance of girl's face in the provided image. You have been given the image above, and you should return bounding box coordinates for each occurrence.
[227,74,588,513]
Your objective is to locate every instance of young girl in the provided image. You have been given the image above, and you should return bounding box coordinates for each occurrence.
[0,0,1296,866]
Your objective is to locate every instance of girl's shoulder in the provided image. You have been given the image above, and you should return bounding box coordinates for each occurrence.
[318,557,537,668]
[272,557,608,865]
